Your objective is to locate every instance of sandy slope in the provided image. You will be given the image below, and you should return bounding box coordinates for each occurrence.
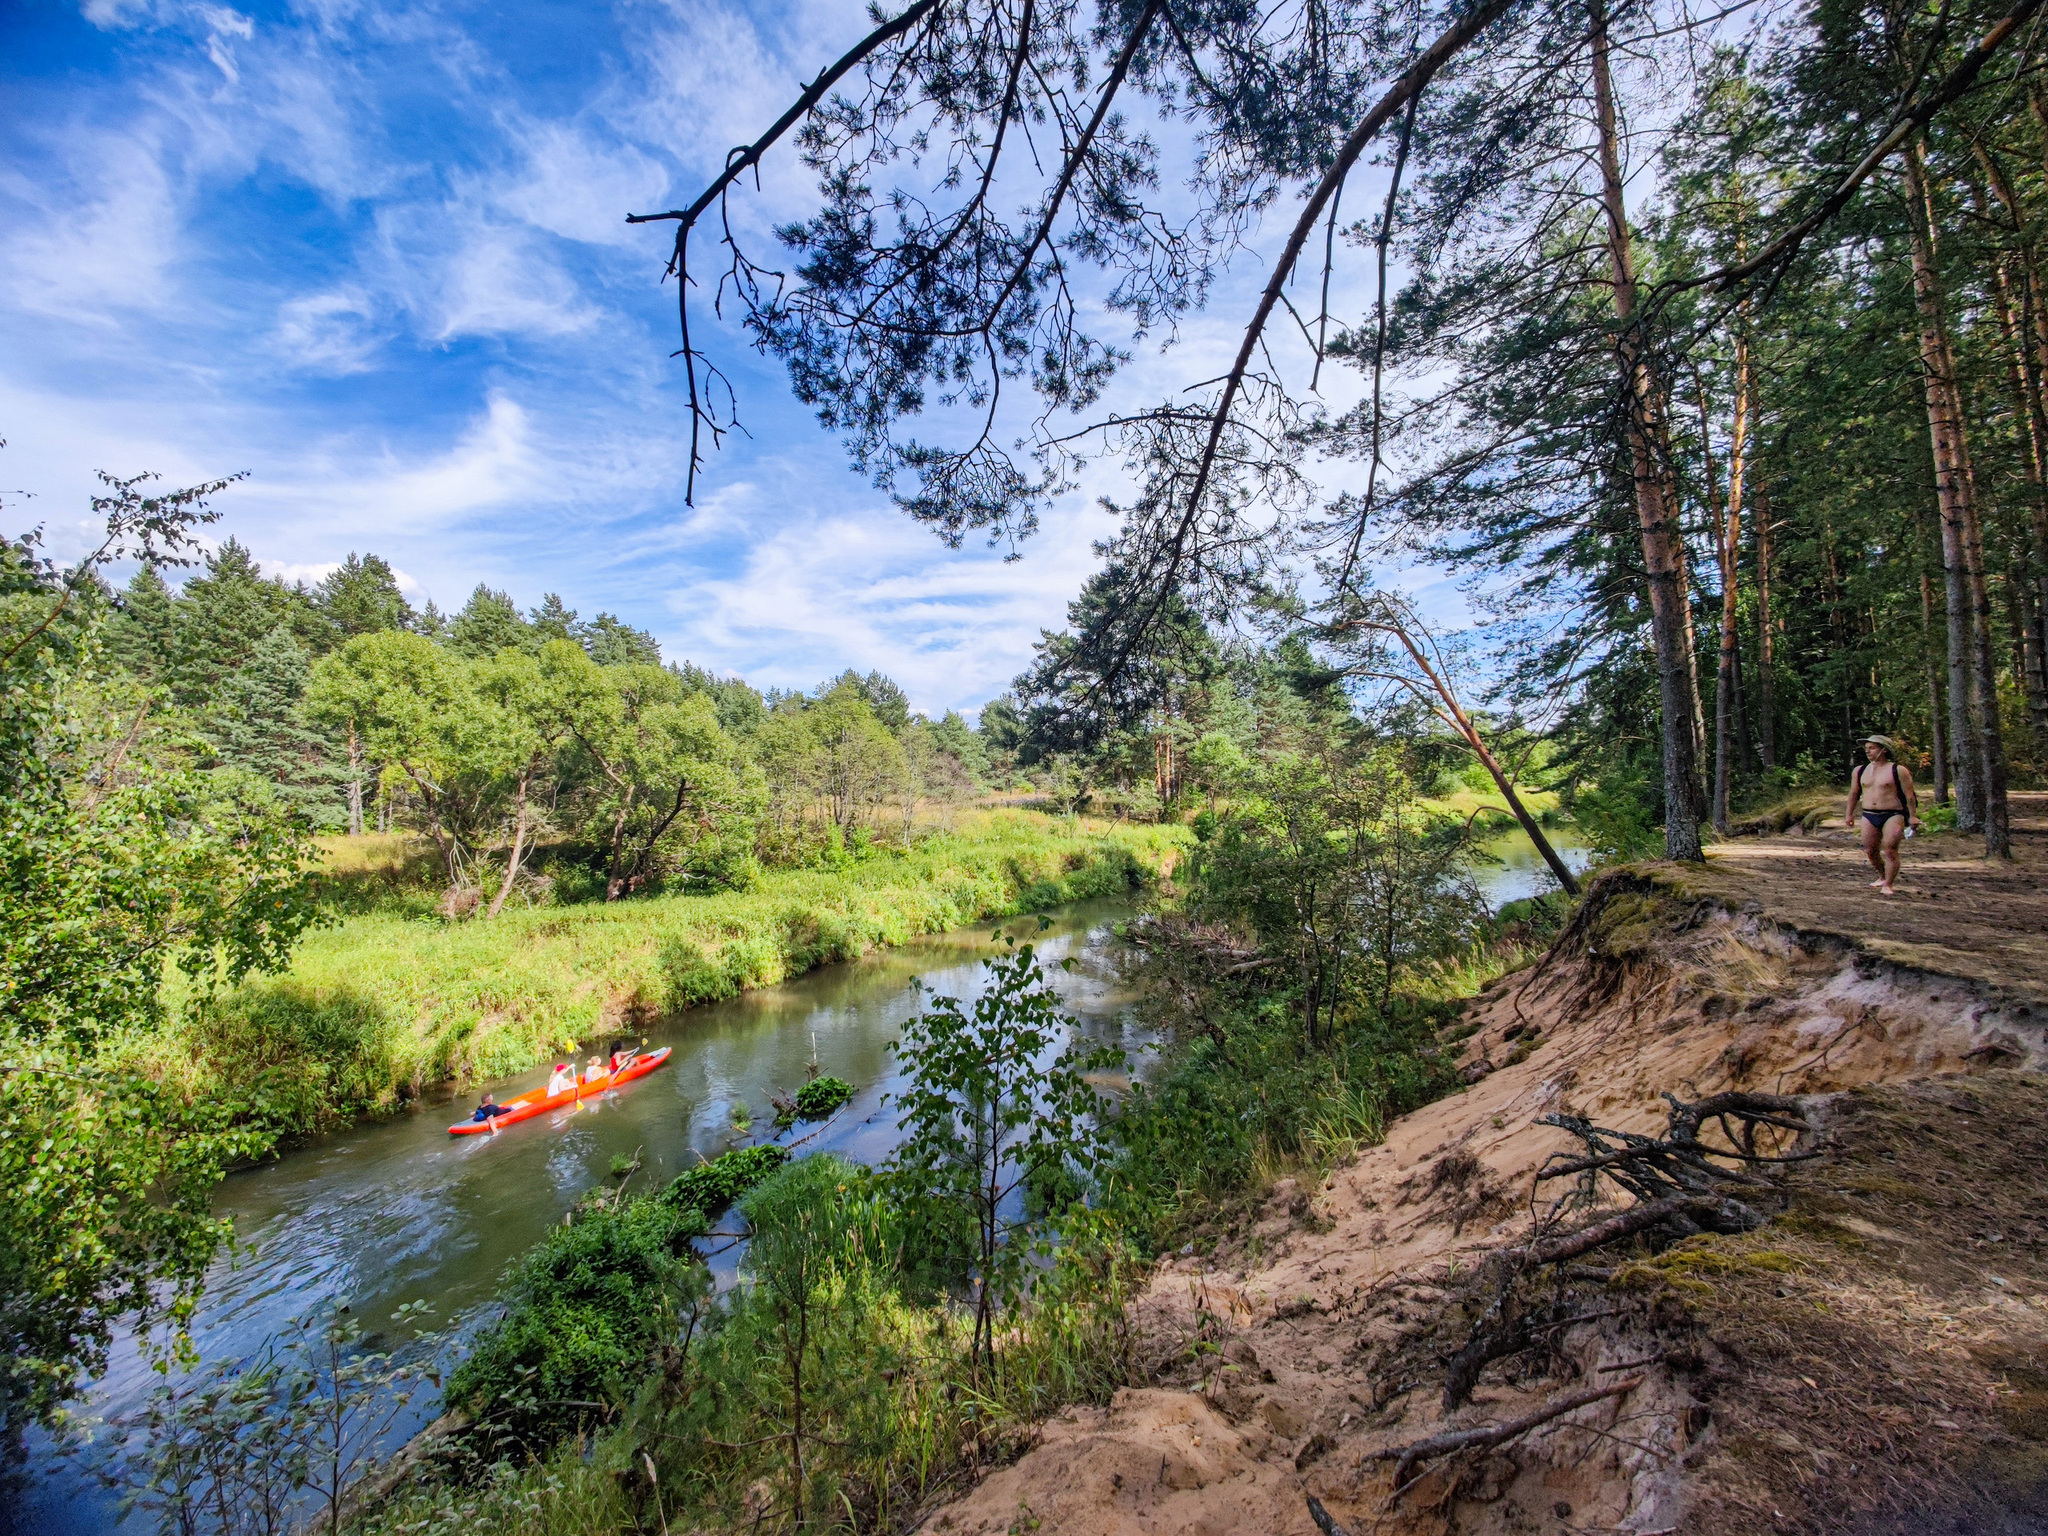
[928,861,2048,1536]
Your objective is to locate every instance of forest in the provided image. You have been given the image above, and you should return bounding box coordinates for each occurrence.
[7,0,2048,1530]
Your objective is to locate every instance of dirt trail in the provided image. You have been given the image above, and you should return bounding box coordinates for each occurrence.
[928,841,2048,1536]
[1705,789,2048,998]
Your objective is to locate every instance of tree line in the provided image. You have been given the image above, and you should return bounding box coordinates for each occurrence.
[101,544,1008,908]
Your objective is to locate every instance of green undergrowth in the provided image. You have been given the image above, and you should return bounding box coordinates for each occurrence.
[367,1158,1144,1536]
[1104,990,1465,1254]
[655,1145,789,1216]
[1102,890,1576,1257]
[777,1075,854,1126]
[125,813,1184,1134]
[449,1147,792,1455]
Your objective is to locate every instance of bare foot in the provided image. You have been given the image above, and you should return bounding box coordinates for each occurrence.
[1870,878,1887,887]
[1879,883,1895,896]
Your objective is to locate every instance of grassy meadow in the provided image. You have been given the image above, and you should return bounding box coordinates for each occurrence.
[128,811,1186,1133]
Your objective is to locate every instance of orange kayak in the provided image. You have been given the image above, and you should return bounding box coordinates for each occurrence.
[449,1047,671,1136]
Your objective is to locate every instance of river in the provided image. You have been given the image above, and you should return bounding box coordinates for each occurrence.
[10,834,1586,1534]
[10,902,1147,1536]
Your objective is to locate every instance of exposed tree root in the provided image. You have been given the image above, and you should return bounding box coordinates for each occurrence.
[1368,1376,1645,1495]
[1440,1090,1821,1409]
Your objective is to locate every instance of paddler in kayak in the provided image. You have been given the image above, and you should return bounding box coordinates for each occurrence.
[545,1063,575,1096]
[608,1044,641,1074]
[584,1054,610,1088]
[470,1093,513,1133]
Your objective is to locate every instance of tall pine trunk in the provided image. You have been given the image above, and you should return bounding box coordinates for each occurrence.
[1971,145,2048,732]
[1905,141,2008,856]
[1921,570,1949,805]
[1592,1,1707,860]
[1711,330,1750,834]
[1754,468,1777,772]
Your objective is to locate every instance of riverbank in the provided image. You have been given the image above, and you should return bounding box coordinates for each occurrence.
[937,822,2048,1536]
[123,811,1185,1134]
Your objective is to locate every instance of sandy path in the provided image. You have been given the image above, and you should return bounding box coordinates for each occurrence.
[1705,789,2048,1000]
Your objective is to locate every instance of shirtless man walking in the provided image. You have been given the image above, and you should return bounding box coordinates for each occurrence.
[1843,734,1921,895]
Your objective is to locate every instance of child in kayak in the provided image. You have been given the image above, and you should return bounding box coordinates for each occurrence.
[584,1054,609,1087]
[545,1063,575,1096]
[470,1093,513,1132]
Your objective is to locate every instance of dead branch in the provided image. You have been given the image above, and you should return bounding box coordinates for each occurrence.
[1304,1492,1353,1536]
[1536,1090,1819,1213]
[1439,1088,1819,1408]
[1368,1377,1643,1492]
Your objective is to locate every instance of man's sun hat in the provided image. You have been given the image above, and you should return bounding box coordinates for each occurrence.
[1862,734,1895,751]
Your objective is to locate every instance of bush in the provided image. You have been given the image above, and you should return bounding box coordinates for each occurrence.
[1104,991,1459,1251]
[775,1075,854,1126]
[447,1198,708,1455]
[658,1144,789,1217]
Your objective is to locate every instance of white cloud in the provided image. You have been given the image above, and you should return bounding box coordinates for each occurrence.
[257,557,340,586]
[278,392,545,528]
[199,6,254,83]
[424,221,601,341]
[0,130,184,322]
[491,122,669,247]
[657,473,1105,711]
[272,287,385,373]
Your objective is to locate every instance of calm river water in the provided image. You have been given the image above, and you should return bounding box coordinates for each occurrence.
[10,902,1146,1535]
[10,835,1585,1534]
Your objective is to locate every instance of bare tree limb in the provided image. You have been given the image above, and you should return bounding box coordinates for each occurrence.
[1368,1378,1643,1491]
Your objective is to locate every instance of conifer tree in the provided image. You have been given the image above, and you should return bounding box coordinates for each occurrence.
[316,552,414,638]
[204,625,348,827]
[106,565,177,684]
[448,585,532,658]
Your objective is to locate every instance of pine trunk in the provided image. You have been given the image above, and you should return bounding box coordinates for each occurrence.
[1972,146,2048,734]
[1712,331,1749,835]
[1591,3,1707,860]
[1904,143,1992,840]
[1754,470,1777,771]
[1921,570,1950,806]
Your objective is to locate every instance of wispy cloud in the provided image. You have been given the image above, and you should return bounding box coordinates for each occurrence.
[6,0,1425,714]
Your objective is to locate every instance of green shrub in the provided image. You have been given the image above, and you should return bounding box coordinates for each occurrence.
[448,1197,709,1454]
[1105,992,1458,1251]
[791,1076,853,1119]
[658,1144,789,1217]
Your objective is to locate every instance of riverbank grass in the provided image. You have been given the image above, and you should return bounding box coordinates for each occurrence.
[133,811,1184,1130]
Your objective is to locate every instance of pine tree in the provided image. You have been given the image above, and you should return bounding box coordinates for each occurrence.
[583,613,662,666]
[528,593,581,646]
[105,565,177,684]
[170,540,323,707]
[317,552,414,638]
[205,624,348,828]
[448,585,532,658]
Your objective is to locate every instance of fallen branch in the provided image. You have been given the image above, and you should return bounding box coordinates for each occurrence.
[1368,1378,1643,1491]
[1305,1492,1354,1536]
[1527,1193,1762,1267]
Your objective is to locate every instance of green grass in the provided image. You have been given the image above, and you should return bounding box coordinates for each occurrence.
[130,812,1186,1131]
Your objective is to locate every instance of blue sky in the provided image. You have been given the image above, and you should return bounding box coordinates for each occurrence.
[0,0,1139,712]
[1,0,1482,714]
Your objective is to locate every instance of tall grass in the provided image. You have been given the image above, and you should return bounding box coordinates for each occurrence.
[127,812,1185,1132]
